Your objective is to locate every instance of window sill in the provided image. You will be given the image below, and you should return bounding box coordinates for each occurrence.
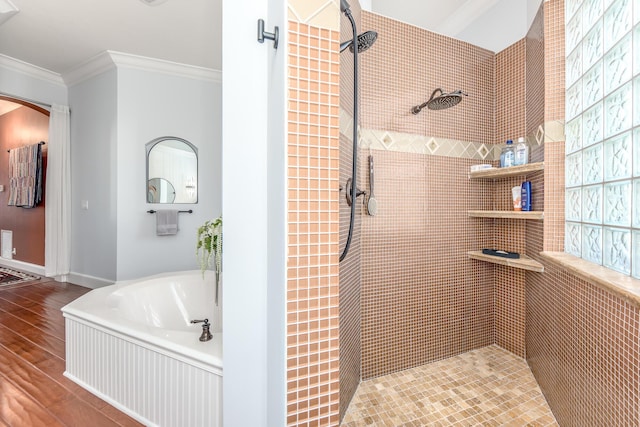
[540,252,640,307]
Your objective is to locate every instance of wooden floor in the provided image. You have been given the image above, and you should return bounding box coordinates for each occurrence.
[0,277,143,427]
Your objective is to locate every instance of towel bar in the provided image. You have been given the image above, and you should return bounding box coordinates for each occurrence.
[147,209,193,214]
[7,141,45,153]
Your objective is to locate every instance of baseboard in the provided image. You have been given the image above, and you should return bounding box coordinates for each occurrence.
[0,258,45,276]
[0,259,114,289]
[67,272,114,289]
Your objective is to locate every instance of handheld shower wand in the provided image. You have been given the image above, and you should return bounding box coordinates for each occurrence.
[338,0,378,262]
[339,0,358,262]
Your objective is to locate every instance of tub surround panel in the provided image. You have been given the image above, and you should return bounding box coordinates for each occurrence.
[64,319,222,427]
[287,21,341,427]
[62,271,222,426]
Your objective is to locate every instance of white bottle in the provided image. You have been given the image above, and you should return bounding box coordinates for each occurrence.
[514,137,529,166]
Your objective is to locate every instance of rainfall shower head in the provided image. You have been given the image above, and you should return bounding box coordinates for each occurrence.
[340,30,378,53]
[411,88,468,114]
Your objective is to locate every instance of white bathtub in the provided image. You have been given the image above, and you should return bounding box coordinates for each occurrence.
[61,270,222,427]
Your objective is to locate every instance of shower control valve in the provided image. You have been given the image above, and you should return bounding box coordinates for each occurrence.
[345,178,366,207]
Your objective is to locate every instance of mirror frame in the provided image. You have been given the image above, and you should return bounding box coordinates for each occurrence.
[145,136,198,204]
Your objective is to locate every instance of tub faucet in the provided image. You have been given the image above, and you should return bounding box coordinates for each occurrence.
[190,319,213,342]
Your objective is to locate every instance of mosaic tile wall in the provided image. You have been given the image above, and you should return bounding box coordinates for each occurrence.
[528,1,640,425]
[493,41,529,358]
[542,0,566,252]
[360,12,495,145]
[286,15,341,427]
[359,150,495,379]
[527,5,547,165]
[357,11,497,380]
[527,261,640,426]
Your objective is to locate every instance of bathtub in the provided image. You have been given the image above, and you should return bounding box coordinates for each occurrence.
[61,270,222,427]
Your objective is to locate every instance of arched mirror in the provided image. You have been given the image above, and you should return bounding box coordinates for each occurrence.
[146,137,198,204]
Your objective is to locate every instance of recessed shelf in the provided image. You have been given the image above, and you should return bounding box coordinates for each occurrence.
[469,162,544,179]
[467,250,544,272]
[468,210,544,220]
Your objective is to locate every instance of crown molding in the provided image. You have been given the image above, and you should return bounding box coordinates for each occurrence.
[62,51,115,87]
[0,54,65,86]
[63,50,222,87]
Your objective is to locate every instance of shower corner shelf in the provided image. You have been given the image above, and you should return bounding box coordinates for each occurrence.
[468,210,544,220]
[469,162,544,179]
[467,250,544,272]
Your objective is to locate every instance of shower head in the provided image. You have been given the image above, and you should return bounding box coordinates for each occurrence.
[340,30,378,53]
[411,89,468,114]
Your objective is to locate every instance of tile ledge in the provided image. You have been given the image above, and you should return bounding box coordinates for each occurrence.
[539,252,640,307]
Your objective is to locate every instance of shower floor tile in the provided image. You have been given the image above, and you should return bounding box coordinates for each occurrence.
[341,345,558,427]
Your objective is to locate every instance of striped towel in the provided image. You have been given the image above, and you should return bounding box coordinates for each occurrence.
[8,143,42,208]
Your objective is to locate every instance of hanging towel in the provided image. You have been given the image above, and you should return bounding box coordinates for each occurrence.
[8,143,42,208]
[156,209,179,235]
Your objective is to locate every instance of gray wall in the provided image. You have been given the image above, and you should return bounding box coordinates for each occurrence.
[68,69,119,282]
[116,67,221,280]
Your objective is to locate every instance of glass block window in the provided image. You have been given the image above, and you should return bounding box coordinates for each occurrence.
[565,0,640,277]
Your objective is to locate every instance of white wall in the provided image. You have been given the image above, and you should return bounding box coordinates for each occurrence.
[68,69,118,282]
[454,0,527,53]
[0,58,67,106]
[266,0,287,424]
[116,67,221,280]
[222,0,287,424]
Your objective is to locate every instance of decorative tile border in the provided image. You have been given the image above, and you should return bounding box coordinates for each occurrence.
[341,109,564,163]
[359,128,495,161]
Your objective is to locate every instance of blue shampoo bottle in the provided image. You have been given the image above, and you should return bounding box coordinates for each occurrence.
[521,181,532,211]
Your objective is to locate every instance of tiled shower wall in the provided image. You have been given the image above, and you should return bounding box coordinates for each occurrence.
[493,40,528,358]
[358,11,498,379]
[527,0,640,424]
[287,1,341,425]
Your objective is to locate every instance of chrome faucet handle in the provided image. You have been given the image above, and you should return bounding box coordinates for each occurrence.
[190,319,213,342]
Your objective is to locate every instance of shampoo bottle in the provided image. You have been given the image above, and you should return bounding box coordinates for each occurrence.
[521,181,532,211]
